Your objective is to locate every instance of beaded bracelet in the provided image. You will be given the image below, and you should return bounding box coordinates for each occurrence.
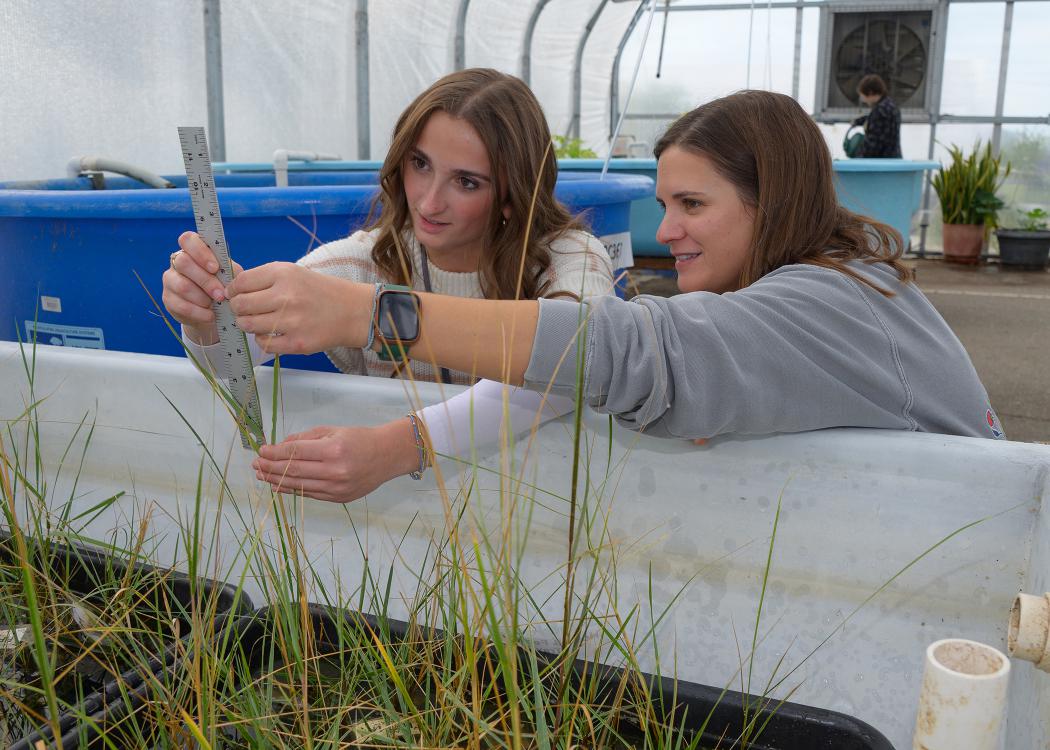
[405,413,428,480]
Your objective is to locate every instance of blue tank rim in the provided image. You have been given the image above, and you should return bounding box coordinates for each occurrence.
[199,156,944,176]
[558,158,657,171]
[215,160,385,172]
[831,159,940,172]
[0,185,376,219]
[213,158,664,174]
[562,156,941,173]
[0,172,653,218]
[554,171,653,204]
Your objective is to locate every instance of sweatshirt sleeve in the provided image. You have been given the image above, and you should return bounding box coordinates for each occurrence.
[523,266,918,439]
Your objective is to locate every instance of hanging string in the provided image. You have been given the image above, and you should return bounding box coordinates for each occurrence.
[602,0,659,179]
[655,0,671,78]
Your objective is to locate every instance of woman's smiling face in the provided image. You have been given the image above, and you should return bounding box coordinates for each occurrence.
[655,146,755,294]
[402,111,499,272]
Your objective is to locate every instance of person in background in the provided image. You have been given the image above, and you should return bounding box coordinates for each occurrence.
[163,68,613,501]
[223,90,1002,505]
[852,73,902,158]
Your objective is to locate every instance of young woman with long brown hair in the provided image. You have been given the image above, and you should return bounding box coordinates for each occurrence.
[219,90,1001,503]
[163,69,613,498]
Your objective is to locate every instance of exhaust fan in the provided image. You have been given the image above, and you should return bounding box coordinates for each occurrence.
[815,2,944,121]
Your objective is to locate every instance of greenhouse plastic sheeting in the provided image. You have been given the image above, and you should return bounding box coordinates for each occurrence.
[1,0,643,182]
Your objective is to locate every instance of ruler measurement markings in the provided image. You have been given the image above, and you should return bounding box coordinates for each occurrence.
[178,126,264,449]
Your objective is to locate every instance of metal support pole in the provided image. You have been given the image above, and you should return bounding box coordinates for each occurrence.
[355,0,370,159]
[570,0,610,139]
[202,0,226,161]
[791,5,803,100]
[454,0,471,71]
[917,0,951,258]
[522,0,553,85]
[610,2,650,139]
[992,0,1014,154]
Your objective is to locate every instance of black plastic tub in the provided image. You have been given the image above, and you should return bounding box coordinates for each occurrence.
[217,604,895,750]
[996,229,1050,270]
[0,530,252,750]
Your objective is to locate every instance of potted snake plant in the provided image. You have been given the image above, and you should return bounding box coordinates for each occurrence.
[931,141,1010,264]
[995,207,1050,270]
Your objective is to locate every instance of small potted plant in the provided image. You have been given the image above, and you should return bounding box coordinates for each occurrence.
[931,141,1010,264]
[552,134,597,158]
[995,207,1050,270]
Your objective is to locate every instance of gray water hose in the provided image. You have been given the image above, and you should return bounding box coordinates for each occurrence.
[67,156,175,188]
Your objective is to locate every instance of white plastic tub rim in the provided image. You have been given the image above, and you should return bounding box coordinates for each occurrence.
[1,341,1049,750]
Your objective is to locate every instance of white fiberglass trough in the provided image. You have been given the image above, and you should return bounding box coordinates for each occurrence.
[2,341,1048,749]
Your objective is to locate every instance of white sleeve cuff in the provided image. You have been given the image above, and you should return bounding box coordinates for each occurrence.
[181,326,273,373]
[417,379,574,463]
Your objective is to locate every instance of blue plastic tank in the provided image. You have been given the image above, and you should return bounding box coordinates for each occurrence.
[0,171,652,371]
[217,158,666,258]
[831,159,941,247]
[558,158,940,257]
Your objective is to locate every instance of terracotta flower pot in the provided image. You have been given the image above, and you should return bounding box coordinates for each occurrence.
[942,223,985,265]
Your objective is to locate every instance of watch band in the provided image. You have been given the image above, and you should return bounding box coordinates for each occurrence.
[364,282,383,352]
[373,284,420,361]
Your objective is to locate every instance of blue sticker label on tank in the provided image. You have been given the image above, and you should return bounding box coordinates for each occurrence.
[24,321,105,350]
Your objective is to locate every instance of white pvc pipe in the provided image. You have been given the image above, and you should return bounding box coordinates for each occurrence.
[1008,592,1050,671]
[272,149,342,188]
[913,638,1010,750]
[66,156,174,188]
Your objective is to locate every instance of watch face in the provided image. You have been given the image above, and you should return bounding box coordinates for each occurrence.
[377,290,420,342]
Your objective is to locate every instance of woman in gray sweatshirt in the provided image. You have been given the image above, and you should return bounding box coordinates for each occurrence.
[220,90,1002,498]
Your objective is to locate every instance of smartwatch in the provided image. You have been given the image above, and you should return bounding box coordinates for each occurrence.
[373,285,422,361]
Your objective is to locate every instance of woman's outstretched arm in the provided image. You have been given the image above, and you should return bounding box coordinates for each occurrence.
[225,260,545,385]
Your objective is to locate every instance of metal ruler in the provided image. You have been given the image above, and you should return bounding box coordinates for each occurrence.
[177,126,264,449]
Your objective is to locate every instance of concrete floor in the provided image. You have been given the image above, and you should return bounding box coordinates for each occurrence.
[628,258,1050,443]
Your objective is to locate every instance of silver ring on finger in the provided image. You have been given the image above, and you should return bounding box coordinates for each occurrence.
[169,250,181,271]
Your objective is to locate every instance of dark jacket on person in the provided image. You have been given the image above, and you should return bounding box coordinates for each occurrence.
[855,96,902,158]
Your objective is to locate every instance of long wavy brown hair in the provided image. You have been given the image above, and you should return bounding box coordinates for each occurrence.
[368,68,582,300]
[654,90,913,297]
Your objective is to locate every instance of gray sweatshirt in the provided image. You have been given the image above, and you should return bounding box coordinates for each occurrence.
[524,261,1003,440]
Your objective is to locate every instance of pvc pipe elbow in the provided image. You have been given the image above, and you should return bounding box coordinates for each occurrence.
[66,156,174,188]
[67,156,86,179]
[272,149,342,187]
[1008,592,1050,671]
